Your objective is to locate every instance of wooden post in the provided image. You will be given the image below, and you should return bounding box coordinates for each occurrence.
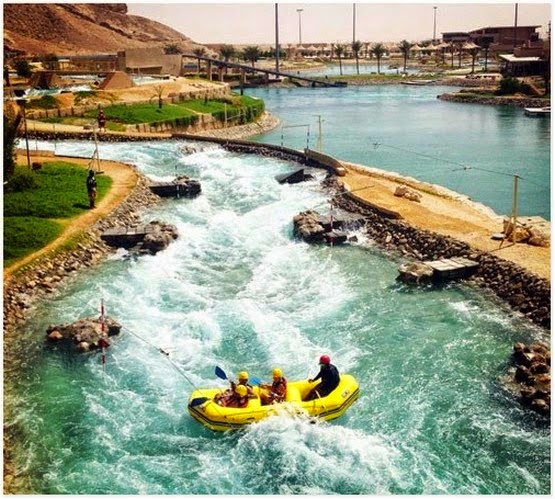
[92,124,101,171]
[511,174,519,244]
[315,115,323,152]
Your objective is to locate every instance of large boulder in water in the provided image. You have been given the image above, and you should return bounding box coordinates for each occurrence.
[46,316,121,352]
[397,261,434,283]
[293,210,327,243]
[141,220,178,254]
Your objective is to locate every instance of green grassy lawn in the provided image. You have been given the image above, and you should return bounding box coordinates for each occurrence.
[84,102,199,124]
[35,95,264,128]
[3,162,112,267]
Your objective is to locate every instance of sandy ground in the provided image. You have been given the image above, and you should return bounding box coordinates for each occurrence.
[340,162,550,280]
[54,76,226,108]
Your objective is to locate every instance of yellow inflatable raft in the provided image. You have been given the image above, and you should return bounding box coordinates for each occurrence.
[187,374,360,431]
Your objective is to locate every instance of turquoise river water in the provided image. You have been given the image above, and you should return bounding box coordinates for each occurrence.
[5,85,550,494]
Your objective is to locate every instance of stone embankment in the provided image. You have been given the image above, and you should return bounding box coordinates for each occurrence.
[438,92,549,108]
[330,185,550,330]
[25,111,280,143]
[511,342,550,416]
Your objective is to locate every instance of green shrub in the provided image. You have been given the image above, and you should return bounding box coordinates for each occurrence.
[4,171,39,193]
[495,77,532,96]
[26,94,59,109]
[14,59,32,78]
[74,90,98,104]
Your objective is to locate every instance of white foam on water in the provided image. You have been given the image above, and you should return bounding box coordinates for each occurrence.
[227,413,403,494]
[242,244,353,323]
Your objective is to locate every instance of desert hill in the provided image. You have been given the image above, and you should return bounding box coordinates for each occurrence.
[3,3,203,57]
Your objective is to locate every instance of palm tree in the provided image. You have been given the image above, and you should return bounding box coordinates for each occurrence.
[242,45,261,69]
[480,41,491,72]
[468,47,480,74]
[3,110,21,180]
[164,44,181,54]
[456,42,464,68]
[334,44,345,75]
[219,44,235,74]
[192,47,207,74]
[371,43,386,74]
[398,39,411,73]
[351,40,363,75]
[152,85,164,109]
[448,42,456,69]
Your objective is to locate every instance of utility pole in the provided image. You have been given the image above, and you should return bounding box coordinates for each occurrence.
[315,115,324,152]
[352,3,357,43]
[433,6,438,43]
[297,8,303,45]
[274,3,280,74]
[511,174,519,244]
[513,3,519,49]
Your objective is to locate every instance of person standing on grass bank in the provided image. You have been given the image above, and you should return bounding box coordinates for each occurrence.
[97,109,106,132]
[86,169,97,209]
[306,355,340,400]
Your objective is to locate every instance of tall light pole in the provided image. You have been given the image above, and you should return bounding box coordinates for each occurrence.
[513,3,519,49]
[352,3,357,43]
[433,6,438,43]
[275,3,280,73]
[297,8,303,45]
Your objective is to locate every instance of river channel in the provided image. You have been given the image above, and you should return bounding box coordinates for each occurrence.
[5,83,550,494]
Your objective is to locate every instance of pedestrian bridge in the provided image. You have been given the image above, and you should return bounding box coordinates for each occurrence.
[182,54,346,88]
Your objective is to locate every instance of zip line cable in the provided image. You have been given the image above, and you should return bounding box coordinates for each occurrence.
[370,140,549,186]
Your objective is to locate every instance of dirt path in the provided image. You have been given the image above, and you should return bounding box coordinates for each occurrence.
[340,162,550,280]
[3,153,139,281]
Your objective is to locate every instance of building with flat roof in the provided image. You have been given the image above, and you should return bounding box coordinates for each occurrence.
[498,54,548,76]
[469,25,541,51]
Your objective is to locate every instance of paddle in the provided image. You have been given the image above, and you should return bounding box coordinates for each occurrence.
[215,365,228,381]
[189,397,210,407]
[215,366,261,386]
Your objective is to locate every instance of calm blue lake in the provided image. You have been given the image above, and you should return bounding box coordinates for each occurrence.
[5,84,551,494]
[247,85,550,220]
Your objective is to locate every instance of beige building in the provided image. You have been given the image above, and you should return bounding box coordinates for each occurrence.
[116,48,182,76]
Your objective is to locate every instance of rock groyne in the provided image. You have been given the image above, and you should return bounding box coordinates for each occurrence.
[332,190,550,330]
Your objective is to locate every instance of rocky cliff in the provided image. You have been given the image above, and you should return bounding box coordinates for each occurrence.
[4,3,200,56]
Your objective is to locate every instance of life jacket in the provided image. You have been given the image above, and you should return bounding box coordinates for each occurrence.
[271,377,287,400]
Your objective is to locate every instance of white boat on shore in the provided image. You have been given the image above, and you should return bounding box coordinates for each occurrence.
[524,106,550,117]
[401,79,436,86]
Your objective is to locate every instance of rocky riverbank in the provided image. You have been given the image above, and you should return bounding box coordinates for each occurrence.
[328,182,550,330]
[438,92,549,108]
